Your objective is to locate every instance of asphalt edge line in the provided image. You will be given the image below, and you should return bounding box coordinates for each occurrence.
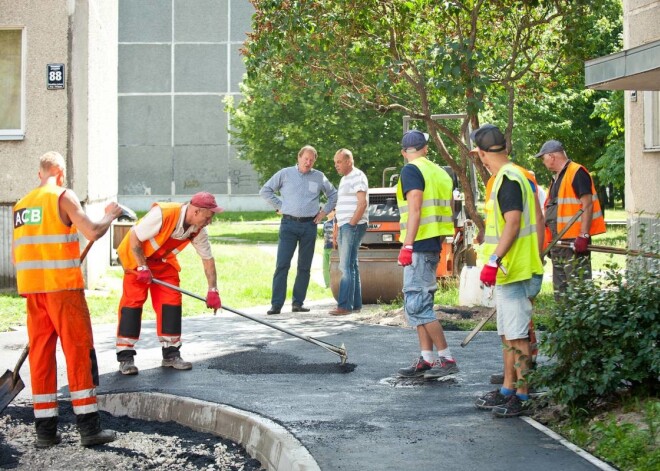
[98,392,320,471]
[520,417,618,471]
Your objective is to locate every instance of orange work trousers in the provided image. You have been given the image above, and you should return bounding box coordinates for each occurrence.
[116,260,183,357]
[26,290,99,418]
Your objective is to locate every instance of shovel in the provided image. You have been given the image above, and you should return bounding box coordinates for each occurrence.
[0,203,138,413]
[150,277,349,365]
[0,344,29,413]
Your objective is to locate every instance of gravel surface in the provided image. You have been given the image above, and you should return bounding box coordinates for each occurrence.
[0,400,264,470]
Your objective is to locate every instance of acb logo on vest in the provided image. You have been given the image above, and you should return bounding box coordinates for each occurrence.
[14,207,43,228]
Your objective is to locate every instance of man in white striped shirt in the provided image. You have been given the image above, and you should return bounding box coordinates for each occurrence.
[329,149,369,315]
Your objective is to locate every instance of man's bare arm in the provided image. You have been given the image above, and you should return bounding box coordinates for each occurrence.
[349,191,368,226]
[59,190,121,241]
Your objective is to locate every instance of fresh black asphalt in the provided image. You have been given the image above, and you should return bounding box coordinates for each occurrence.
[0,303,602,471]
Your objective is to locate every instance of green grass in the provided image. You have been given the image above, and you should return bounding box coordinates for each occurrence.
[0,216,333,331]
[556,398,660,471]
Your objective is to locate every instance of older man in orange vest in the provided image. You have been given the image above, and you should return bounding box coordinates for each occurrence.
[115,192,223,375]
[536,140,606,300]
[13,151,122,448]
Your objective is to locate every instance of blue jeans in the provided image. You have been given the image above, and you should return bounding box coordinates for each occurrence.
[402,251,439,327]
[271,218,318,308]
[337,223,367,310]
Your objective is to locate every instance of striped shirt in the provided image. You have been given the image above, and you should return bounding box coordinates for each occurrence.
[336,167,369,227]
[260,165,337,217]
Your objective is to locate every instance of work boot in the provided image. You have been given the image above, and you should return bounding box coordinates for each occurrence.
[35,431,62,449]
[292,304,310,312]
[77,412,117,447]
[119,358,138,375]
[35,417,60,448]
[267,306,281,315]
[474,390,511,410]
[162,346,192,370]
[423,357,459,379]
[397,356,433,378]
[161,356,192,370]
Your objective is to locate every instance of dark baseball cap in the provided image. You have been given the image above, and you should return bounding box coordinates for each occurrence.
[469,124,507,153]
[401,130,429,152]
[535,139,565,158]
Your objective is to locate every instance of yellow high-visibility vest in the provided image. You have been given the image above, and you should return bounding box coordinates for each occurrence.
[396,157,454,242]
[482,164,543,284]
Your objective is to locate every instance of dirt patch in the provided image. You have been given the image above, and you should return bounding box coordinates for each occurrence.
[350,304,495,328]
[0,400,264,470]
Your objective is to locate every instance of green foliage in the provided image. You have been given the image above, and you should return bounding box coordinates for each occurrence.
[226,82,405,188]
[243,0,624,231]
[533,255,660,408]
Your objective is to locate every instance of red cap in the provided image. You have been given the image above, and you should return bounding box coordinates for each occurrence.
[190,192,223,213]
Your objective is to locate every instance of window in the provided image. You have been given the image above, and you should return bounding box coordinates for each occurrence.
[644,91,660,151]
[0,28,24,140]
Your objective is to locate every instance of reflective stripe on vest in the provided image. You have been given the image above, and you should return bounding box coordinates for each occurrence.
[13,184,84,294]
[482,164,543,284]
[555,162,606,239]
[396,157,454,242]
[117,202,192,271]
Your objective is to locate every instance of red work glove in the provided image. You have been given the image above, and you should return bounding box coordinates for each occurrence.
[206,289,221,311]
[398,245,413,266]
[135,266,152,284]
[480,264,498,287]
[574,235,590,254]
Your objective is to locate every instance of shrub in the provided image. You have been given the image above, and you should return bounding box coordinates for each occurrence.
[533,256,659,408]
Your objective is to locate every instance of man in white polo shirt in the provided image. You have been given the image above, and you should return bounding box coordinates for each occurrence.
[329,148,369,315]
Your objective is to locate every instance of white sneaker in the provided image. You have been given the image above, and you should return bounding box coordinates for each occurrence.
[119,359,138,375]
[161,356,192,370]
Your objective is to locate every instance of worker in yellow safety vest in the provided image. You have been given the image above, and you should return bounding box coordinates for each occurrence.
[394,130,458,381]
[470,124,543,418]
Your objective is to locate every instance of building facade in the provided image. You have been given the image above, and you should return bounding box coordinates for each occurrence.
[585,0,660,251]
[117,0,265,211]
[0,0,120,289]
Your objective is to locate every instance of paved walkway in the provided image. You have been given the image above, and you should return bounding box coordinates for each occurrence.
[0,300,607,471]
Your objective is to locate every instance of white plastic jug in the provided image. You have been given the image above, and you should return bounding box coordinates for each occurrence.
[458,266,481,306]
[458,265,497,307]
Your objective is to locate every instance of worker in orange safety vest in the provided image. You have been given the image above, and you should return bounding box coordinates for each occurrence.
[535,140,606,300]
[115,192,223,375]
[13,151,122,448]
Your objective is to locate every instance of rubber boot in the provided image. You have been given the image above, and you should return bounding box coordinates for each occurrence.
[76,412,117,447]
[35,417,61,448]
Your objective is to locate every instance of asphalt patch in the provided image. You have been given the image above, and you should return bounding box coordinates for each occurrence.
[209,350,357,375]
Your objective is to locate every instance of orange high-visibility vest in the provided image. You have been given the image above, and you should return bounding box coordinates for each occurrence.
[117,202,196,272]
[13,184,84,294]
[547,161,605,242]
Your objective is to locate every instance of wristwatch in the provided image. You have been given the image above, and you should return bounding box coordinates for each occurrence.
[137,265,148,271]
[209,287,219,292]
[580,233,591,239]
[488,254,502,266]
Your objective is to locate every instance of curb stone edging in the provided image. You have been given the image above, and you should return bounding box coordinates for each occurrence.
[98,392,320,471]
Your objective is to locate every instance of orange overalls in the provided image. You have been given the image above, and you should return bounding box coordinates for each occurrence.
[13,185,100,420]
[115,203,197,360]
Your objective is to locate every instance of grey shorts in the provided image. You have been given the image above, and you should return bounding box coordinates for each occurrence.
[495,275,543,340]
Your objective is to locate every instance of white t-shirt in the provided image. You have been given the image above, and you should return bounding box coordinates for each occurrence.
[335,167,369,227]
[134,204,213,259]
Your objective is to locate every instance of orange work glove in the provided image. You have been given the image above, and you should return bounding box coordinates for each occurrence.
[480,263,498,286]
[206,289,221,311]
[136,266,152,284]
[397,245,413,266]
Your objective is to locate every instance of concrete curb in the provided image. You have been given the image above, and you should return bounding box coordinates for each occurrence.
[98,392,320,471]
